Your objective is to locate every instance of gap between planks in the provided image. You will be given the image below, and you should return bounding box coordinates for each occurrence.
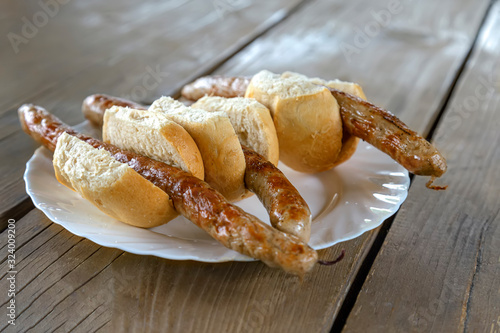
[329,2,496,331]
[0,1,492,330]
[342,0,500,330]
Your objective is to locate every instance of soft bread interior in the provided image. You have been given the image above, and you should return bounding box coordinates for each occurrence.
[282,71,367,99]
[53,132,177,228]
[149,97,246,202]
[245,70,343,173]
[103,106,204,180]
[55,132,129,189]
[245,70,329,112]
[193,96,279,166]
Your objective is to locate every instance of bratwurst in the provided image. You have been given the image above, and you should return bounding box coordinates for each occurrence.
[82,94,312,242]
[328,88,446,177]
[18,104,318,275]
[180,75,447,178]
[181,76,250,101]
[82,94,144,127]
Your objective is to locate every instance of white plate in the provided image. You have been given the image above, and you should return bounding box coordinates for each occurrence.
[24,128,409,262]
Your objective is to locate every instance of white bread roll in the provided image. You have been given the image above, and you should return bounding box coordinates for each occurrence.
[53,133,177,228]
[149,97,246,202]
[282,71,367,167]
[102,106,204,180]
[245,70,343,173]
[192,96,279,166]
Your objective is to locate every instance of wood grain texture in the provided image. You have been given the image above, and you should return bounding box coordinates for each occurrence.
[0,209,52,268]
[0,211,122,333]
[343,2,500,332]
[104,246,364,333]
[207,0,489,329]
[0,197,33,232]
[0,209,371,333]
[0,0,305,114]
[216,0,490,135]
[0,0,306,219]
[0,0,495,332]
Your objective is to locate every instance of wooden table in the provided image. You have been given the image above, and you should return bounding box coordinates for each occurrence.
[1,0,499,332]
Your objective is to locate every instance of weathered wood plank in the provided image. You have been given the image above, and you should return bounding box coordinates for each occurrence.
[1,0,492,332]
[0,211,122,333]
[0,217,86,299]
[0,0,305,115]
[206,0,489,331]
[0,208,49,265]
[3,0,488,219]
[17,249,120,333]
[0,210,370,333]
[0,0,307,220]
[343,2,500,332]
[103,242,370,333]
[0,197,33,233]
[216,0,490,136]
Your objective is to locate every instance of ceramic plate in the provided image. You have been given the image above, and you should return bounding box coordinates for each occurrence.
[24,125,409,262]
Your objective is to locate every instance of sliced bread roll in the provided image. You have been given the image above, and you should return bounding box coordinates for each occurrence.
[192,96,279,166]
[53,132,177,228]
[102,106,204,180]
[282,71,367,167]
[149,96,246,202]
[245,70,343,173]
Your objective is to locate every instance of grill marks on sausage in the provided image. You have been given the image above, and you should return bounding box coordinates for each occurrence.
[18,104,318,276]
[243,146,311,242]
[180,75,447,179]
[82,94,313,241]
[330,88,447,177]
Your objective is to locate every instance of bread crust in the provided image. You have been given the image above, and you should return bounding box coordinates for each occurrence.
[315,79,366,167]
[193,96,279,166]
[149,97,246,202]
[246,71,343,173]
[53,133,177,227]
[103,106,204,180]
[281,71,367,168]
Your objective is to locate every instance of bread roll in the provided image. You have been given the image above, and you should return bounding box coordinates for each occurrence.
[53,132,177,228]
[245,70,343,173]
[282,71,367,167]
[149,97,246,202]
[103,106,204,180]
[193,96,279,166]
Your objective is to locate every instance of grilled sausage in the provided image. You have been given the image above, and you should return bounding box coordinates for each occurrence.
[181,76,250,101]
[18,104,318,276]
[82,94,145,127]
[82,94,313,241]
[180,75,447,178]
[242,146,311,242]
[328,88,447,177]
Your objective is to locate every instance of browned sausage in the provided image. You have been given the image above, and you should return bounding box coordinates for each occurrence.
[180,75,447,178]
[181,76,250,101]
[328,88,447,177]
[82,94,313,241]
[82,94,145,127]
[19,104,79,152]
[18,104,318,276]
[242,145,311,242]
[83,94,147,126]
